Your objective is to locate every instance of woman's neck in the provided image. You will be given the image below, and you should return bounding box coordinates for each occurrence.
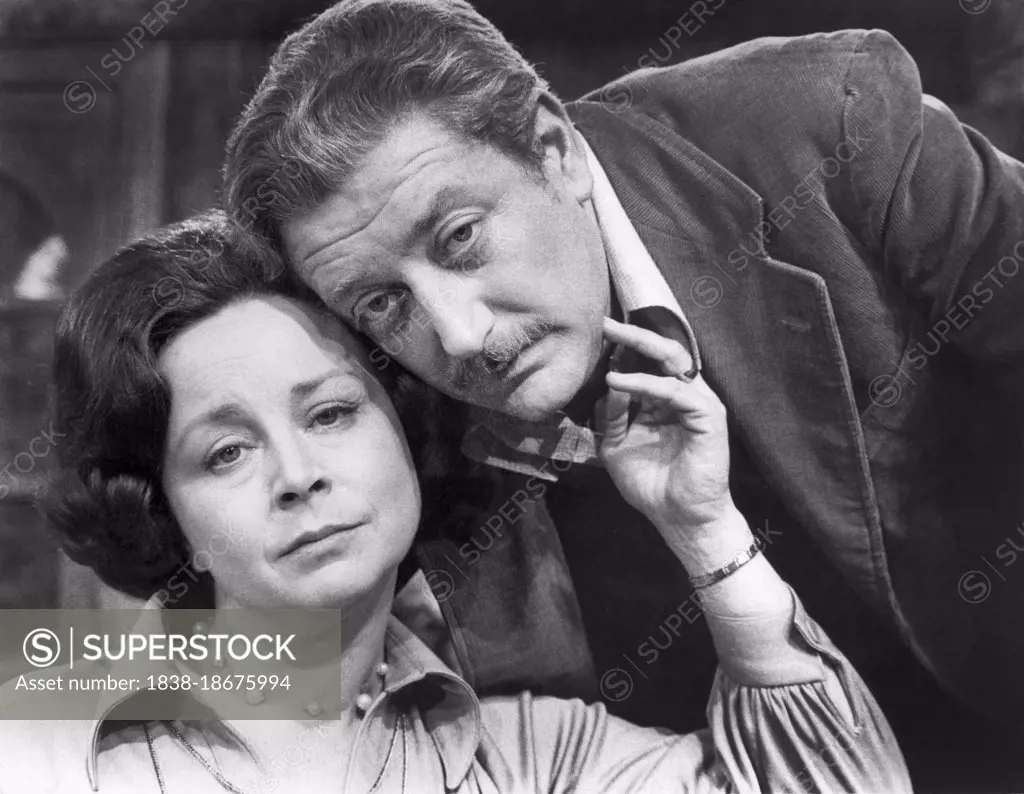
[333,576,396,712]
[204,572,398,719]
[204,576,400,784]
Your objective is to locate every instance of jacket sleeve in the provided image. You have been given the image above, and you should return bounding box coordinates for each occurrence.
[840,29,1024,366]
[827,29,1024,722]
[490,589,912,793]
[622,28,1024,721]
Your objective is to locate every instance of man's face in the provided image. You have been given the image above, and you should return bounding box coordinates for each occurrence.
[283,110,610,421]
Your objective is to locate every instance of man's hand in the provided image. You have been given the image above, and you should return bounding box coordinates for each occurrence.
[597,317,749,573]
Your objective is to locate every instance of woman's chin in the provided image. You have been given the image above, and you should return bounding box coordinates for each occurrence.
[280,560,398,611]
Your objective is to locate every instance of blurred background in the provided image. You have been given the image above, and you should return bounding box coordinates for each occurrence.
[1,0,1022,611]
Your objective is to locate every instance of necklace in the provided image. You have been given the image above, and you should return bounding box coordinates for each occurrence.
[144,653,402,793]
[191,620,389,718]
[368,714,408,793]
[192,617,389,717]
[237,660,389,716]
[146,716,408,794]
[146,721,246,794]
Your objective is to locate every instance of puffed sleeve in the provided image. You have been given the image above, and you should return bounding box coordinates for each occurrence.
[702,589,911,793]
[480,587,911,793]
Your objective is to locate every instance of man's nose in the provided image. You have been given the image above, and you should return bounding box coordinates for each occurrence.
[409,271,494,359]
[271,435,332,510]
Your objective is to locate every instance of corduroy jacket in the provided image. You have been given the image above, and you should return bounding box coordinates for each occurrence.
[415,28,1024,742]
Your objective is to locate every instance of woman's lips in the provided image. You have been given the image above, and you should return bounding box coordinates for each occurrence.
[281,522,363,558]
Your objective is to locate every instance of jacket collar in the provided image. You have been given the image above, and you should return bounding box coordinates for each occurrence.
[566,94,890,610]
[567,95,764,255]
[85,599,480,791]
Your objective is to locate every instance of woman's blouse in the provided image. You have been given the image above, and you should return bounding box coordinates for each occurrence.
[0,588,911,792]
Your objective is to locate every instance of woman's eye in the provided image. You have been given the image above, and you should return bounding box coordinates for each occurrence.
[207,444,243,470]
[312,406,349,427]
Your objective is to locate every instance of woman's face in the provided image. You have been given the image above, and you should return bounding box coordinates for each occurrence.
[159,294,421,610]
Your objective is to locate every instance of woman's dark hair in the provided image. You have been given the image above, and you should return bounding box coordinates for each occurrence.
[44,210,479,602]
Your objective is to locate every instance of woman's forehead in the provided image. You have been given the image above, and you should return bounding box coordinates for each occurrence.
[161,295,373,390]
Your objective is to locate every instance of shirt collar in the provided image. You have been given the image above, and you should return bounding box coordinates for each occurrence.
[380,617,481,788]
[85,595,167,790]
[85,598,481,792]
[461,132,701,477]
[580,134,694,337]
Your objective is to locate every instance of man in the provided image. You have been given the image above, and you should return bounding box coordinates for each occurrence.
[223,0,1024,786]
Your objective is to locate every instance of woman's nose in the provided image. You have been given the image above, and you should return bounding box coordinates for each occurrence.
[272,438,332,509]
[276,475,331,509]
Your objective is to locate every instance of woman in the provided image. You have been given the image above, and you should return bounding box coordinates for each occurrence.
[0,212,911,792]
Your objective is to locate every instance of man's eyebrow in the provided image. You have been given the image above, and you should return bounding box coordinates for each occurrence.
[304,185,465,264]
[410,185,467,242]
[316,268,373,307]
[304,185,471,301]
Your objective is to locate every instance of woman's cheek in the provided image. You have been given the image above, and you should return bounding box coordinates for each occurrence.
[361,424,420,522]
[389,446,422,524]
[181,486,249,554]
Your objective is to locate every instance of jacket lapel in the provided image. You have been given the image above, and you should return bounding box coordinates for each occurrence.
[569,100,895,611]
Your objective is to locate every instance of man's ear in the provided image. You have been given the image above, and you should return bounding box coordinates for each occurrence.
[532,91,593,205]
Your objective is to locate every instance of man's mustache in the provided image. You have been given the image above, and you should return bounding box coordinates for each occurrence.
[449,321,554,391]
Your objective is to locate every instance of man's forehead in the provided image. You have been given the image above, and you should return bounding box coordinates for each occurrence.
[284,116,478,262]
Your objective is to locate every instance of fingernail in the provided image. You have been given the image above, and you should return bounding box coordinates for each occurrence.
[608,343,623,372]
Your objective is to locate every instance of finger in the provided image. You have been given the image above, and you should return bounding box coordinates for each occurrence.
[605,370,718,421]
[604,317,694,378]
[596,388,632,445]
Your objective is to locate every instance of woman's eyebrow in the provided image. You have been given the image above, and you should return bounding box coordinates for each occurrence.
[290,369,359,401]
[185,404,246,431]
[169,404,249,456]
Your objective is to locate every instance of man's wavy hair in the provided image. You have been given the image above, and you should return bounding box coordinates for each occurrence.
[44,210,476,602]
[223,0,551,259]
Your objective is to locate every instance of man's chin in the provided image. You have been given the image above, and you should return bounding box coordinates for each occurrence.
[492,376,584,423]
[445,357,589,422]
[499,400,563,423]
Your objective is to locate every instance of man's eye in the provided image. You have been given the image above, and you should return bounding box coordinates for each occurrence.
[366,294,394,314]
[442,221,477,253]
[355,291,406,336]
[450,223,474,244]
[360,292,401,317]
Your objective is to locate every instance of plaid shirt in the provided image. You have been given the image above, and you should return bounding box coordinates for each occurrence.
[461,135,703,482]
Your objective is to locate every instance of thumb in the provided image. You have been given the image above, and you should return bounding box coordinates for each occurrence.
[597,387,632,446]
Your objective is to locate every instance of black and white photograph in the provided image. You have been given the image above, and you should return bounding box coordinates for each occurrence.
[1,0,1023,790]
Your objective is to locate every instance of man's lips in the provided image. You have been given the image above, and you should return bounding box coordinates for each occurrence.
[490,337,542,379]
[449,330,552,396]
[280,523,363,558]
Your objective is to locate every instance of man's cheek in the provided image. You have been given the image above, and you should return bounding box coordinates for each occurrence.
[410,344,455,393]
